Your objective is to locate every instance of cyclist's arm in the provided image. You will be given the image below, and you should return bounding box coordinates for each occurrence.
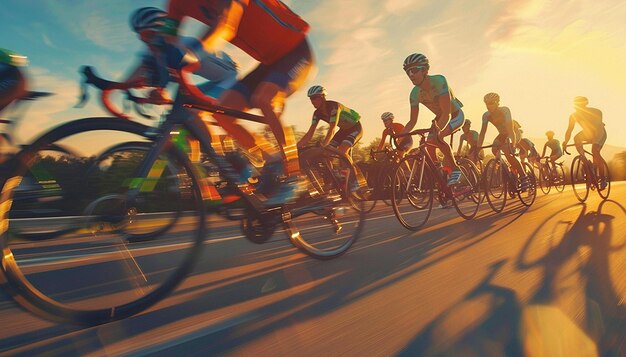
[323,120,338,146]
[562,115,576,146]
[298,121,318,147]
[477,114,488,148]
[378,130,388,151]
[402,106,419,134]
[456,136,465,156]
[540,143,548,158]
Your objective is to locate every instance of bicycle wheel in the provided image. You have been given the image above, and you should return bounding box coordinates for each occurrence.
[0,118,205,325]
[595,159,611,200]
[484,159,507,213]
[537,163,551,195]
[85,141,183,242]
[391,155,434,230]
[571,155,589,203]
[553,164,566,192]
[517,162,537,206]
[451,158,482,219]
[293,147,364,259]
[357,163,377,212]
[6,143,82,240]
[349,163,376,213]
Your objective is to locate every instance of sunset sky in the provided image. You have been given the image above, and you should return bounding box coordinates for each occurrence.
[2,0,625,149]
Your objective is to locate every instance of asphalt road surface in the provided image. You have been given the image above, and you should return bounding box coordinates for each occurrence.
[1,182,625,356]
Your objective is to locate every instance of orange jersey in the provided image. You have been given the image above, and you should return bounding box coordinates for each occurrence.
[168,0,309,64]
[381,123,405,143]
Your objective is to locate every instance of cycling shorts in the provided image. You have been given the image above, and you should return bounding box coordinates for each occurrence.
[329,122,363,148]
[231,39,313,102]
[575,127,607,148]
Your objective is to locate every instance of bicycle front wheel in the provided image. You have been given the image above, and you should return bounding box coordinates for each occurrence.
[596,159,611,200]
[537,163,551,195]
[553,164,566,192]
[451,158,482,219]
[484,159,507,213]
[293,146,364,259]
[517,162,537,207]
[571,155,589,202]
[391,155,434,231]
[0,118,206,325]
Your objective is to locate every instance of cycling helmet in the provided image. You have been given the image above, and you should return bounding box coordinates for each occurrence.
[483,92,500,104]
[381,112,394,121]
[130,7,168,33]
[463,119,471,126]
[573,96,588,106]
[307,85,327,97]
[0,48,28,67]
[403,53,429,70]
[545,130,554,137]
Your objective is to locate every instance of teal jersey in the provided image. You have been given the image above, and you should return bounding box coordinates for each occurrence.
[570,107,604,134]
[409,74,463,114]
[545,138,562,156]
[482,106,513,135]
[460,130,479,145]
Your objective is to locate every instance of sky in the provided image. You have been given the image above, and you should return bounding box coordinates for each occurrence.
[2,0,626,150]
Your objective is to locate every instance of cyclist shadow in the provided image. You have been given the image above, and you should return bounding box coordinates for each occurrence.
[397,259,523,356]
[516,199,626,355]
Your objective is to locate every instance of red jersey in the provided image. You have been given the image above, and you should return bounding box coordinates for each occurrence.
[381,123,405,144]
[168,0,309,65]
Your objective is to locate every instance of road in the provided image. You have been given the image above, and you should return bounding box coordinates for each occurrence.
[1,183,626,356]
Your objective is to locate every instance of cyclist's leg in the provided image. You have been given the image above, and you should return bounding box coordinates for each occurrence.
[439,111,465,184]
[573,131,588,158]
[592,127,607,177]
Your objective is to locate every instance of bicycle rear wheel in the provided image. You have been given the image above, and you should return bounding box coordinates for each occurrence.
[484,159,507,213]
[451,158,482,219]
[517,162,537,206]
[553,164,566,192]
[391,155,434,231]
[0,118,205,325]
[293,147,364,259]
[571,155,589,202]
[595,159,611,200]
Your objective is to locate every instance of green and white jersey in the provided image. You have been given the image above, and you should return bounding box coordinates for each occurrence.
[312,100,360,129]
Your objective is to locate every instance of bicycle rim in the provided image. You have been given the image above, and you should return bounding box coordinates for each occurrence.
[452,158,482,219]
[596,159,611,200]
[571,156,589,202]
[538,163,551,195]
[293,147,364,259]
[391,156,434,230]
[517,162,537,207]
[484,159,506,213]
[0,118,205,325]
[554,164,565,192]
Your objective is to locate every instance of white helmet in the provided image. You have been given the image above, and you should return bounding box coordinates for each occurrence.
[403,53,429,70]
[381,112,394,121]
[130,7,167,33]
[307,85,327,97]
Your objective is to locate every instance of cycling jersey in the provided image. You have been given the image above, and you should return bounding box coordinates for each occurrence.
[311,101,360,129]
[545,138,562,158]
[409,74,463,114]
[381,122,412,150]
[570,107,604,135]
[167,0,309,65]
[482,106,515,137]
[141,36,238,98]
[460,130,479,145]
[518,138,538,158]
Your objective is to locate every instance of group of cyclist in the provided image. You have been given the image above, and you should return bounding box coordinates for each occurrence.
[1,0,611,205]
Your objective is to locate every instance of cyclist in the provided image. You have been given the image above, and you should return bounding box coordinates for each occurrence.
[399,53,465,186]
[377,111,412,156]
[298,85,363,158]
[562,96,608,190]
[456,119,482,164]
[0,48,27,115]
[517,137,539,165]
[477,92,530,190]
[126,7,239,104]
[540,130,563,174]
[160,0,314,205]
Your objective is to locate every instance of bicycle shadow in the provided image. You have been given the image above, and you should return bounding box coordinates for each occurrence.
[516,199,626,355]
[397,259,523,356]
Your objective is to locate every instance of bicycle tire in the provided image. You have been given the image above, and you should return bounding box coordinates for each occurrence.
[484,159,507,213]
[553,164,566,192]
[391,155,434,231]
[0,118,206,325]
[596,159,611,200]
[571,155,589,203]
[517,162,537,207]
[538,163,551,195]
[452,157,482,219]
[293,146,364,259]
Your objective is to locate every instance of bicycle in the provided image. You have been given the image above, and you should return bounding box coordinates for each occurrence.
[564,144,610,202]
[389,121,482,231]
[534,156,565,195]
[483,147,537,213]
[0,65,364,325]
